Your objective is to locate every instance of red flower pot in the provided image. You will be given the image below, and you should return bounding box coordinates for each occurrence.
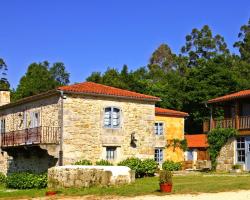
[160,183,172,193]
[46,191,57,196]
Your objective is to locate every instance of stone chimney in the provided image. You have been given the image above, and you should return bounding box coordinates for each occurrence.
[0,91,10,106]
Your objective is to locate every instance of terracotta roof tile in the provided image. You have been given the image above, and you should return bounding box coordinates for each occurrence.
[155,107,188,117]
[208,90,250,104]
[58,82,161,101]
[185,134,209,148]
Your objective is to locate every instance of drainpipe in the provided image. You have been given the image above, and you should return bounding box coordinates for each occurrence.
[59,90,64,166]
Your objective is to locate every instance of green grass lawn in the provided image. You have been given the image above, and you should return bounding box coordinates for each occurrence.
[1,174,250,199]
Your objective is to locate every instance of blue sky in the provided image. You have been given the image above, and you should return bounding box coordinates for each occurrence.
[1,0,250,89]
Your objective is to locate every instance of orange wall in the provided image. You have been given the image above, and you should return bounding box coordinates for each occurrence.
[155,115,185,162]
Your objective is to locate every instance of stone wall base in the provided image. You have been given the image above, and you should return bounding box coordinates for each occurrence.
[48,165,135,189]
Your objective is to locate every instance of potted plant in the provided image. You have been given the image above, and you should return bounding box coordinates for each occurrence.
[45,191,57,196]
[159,170,173,193]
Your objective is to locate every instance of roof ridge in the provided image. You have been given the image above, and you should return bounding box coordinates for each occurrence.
[58,81,161,101]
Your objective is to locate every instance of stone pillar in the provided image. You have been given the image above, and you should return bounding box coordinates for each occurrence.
[0,91,10,106]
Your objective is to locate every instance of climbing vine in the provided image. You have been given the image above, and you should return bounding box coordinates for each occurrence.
[167,139,188,151]
[207,128,238,170]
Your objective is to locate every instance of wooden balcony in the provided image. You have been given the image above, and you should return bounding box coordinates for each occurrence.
[203,116,250,133]
[1,126,60,148]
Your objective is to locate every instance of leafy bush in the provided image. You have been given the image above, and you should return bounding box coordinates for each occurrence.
[208,128,238,169]
[0,172,6,184]
[232,164,241,170]
[74,159,92,165]
[159,170,172,184]
[6,172,47,189]
[141,159,158,177]
[118,158,144,178]
[96,160,113,166]
[162,160,182,171]
[118,158,158,177]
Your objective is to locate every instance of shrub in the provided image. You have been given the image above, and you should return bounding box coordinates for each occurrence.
[6,172,47,189]
[141,159,158,177]
[118,158,144,178]
[232,164,241,170]
[208,128,238,169]
[74,159,92,165]
[162,160,182,171]
[159,170,172,184]
[0,172,6,184]
[96,160,113,166]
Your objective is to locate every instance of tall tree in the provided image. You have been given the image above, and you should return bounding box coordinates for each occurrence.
[0,58,10,90]
[181,25,229,67]
[12,61,70,101]
[102,68,127,89]
[150,44,176,72]
[234,19,250,63]
[49,62,70,86]
[86,72,103,83]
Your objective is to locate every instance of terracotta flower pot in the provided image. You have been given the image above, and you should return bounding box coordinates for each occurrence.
[46,191,57,196]
[160,183,172,193]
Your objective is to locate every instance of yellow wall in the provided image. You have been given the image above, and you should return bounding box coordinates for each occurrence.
[155,115,184,162]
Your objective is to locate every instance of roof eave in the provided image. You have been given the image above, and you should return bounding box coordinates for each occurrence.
[0,89,59,110]
[58,89,161,102]
[155,112,189,118]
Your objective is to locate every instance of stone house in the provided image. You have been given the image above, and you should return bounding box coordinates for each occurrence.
[204,90,250,171]
[0,82,187,174]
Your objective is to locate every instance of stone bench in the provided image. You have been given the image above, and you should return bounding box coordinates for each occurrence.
[48,165,135,189]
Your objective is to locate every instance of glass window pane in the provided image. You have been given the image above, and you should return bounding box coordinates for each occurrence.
[104,107,112,127]
[106,147,116,160]
[154,148,163,163]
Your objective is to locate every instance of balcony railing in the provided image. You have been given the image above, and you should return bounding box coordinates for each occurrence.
[203,116,250,132]
[1,126,60,148]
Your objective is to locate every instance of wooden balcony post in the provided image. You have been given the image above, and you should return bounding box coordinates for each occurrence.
[210,107,213,131]
[235,101,240,129]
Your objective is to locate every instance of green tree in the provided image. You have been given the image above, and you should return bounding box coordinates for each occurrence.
[12,61,70,101]
[86,72,103,83]
[181,25,229,67]
[234,19,250,63]
[102,68,127,89]
[150,44,176,72]
[49,62,70,86]
[183,55,241,132]
[0,58,10,90]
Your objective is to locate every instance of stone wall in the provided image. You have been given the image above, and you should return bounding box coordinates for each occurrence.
[48,165,135,189]
[62,94,156,164]
[0,152,9,174]
[155,115,185,162]
[0,95,61,133]
[216,138,235,171]
[0,94,61,174]
[6,146,58,174]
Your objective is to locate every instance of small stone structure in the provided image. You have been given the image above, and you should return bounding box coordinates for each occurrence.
[216,138,235,171]
[48,165,135,189]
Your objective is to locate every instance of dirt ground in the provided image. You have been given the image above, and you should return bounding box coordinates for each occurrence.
[34,190,250,200]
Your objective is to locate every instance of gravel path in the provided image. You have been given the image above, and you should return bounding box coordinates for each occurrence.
[36,190,250,200]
